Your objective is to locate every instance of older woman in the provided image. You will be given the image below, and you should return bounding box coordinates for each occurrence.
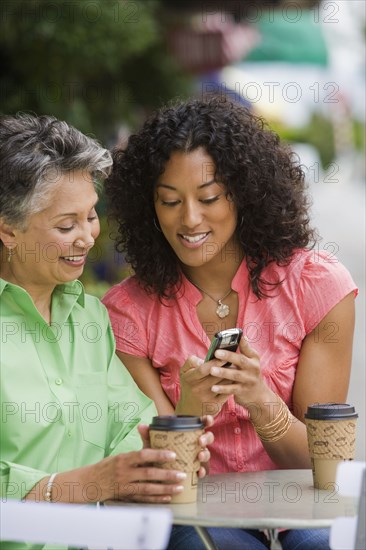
[0,113,214,549]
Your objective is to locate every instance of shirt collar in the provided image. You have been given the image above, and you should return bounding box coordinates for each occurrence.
[0,277,7,297]
[53,280,85,307]
[0,278,85,307]
[232,259,249,292]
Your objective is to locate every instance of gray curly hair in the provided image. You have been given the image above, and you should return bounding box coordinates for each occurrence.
[0,113,112,230]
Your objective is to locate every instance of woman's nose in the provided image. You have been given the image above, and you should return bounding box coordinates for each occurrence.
[74,231,95,251]
[74,238,91,249]
[181,201,202,228]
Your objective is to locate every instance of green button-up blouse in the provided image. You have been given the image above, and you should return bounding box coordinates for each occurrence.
[0,278,156,506]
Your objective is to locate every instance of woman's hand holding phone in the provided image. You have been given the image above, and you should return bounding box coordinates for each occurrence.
[175,354,230,417]
[175,329,243,417]
[208,336,274,410]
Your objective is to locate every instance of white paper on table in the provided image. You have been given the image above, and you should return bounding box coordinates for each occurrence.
[0,500,172,550]
[330,517,357,550]
[330,461,366,550]
[336,461,366,497]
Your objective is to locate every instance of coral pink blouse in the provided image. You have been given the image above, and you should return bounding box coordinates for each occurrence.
[102,249,357,474]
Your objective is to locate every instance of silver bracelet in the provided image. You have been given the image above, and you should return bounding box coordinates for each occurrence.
[44,473,57,503]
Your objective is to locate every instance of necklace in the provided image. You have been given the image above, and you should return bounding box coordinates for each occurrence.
[187,278,232,319]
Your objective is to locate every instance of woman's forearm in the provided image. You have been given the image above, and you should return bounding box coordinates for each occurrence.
[259,419,311,469]
[246,396,311,469]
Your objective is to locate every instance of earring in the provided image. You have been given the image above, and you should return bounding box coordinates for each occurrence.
[153,218,162,233]
[7,247,14,262]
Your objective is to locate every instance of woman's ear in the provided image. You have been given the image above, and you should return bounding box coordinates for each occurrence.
[0,219,17,249]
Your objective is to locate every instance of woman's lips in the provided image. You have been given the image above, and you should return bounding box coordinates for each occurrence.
[60,255,86,267]
[178,232,210,249]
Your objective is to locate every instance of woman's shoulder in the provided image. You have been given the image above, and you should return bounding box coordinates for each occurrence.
[281,248,357,307]
[102,275,157,308]
[261,248,357,305]
[82,291,110,321]
[295,248,356,285]
[266,248,355,284]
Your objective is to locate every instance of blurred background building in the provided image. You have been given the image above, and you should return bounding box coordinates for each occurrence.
[1,0,365,457]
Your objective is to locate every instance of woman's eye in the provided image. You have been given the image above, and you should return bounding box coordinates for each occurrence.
[88,215,98,222]
[161,200,180,207]
[57,226,74,232]
[200,196,220,205]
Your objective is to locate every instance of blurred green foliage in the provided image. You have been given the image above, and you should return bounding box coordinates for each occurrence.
[0,0,191,140]
[270,113,335,168]
[0,0,193,296]
[353,119,366,152]
[2,1,361,298]
[271,114,365,170]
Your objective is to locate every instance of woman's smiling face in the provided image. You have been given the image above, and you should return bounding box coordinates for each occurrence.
[154,148,238,269]
[7,170,100,289]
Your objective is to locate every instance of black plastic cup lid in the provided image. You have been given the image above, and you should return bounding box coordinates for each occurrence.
[149,415,204,431]
[304,403,358,420]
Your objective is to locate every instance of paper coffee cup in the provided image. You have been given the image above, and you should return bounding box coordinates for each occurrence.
[305,403,358,490]
[149,415,204,503]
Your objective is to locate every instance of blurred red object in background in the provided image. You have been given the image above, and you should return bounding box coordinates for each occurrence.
[167,13,259,74]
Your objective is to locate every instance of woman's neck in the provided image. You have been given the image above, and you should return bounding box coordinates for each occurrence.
[182,242,244,295]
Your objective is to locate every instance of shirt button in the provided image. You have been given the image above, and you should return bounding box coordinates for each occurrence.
[237,462,244,469]
[55,378,63,385]
[231,412,236,417]
[234,427,241,435]
[68,431,72,437]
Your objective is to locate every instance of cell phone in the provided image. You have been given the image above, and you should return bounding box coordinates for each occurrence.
[205,328,243,366]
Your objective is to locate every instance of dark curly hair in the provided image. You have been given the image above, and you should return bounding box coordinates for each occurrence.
[105,97,317,299]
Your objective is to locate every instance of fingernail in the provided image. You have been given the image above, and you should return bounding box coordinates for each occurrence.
[215,350,225,358]
[193,356,204,366]
[211,385,219,393]
[211,366,220,376]
[173,485,184,493]
[165,451,176,459]
[176,472,187,480]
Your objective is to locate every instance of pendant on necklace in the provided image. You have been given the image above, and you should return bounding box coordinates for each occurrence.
[216,300,230,319]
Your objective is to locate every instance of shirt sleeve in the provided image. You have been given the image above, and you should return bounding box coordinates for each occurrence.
[104,321,157,456]
[102,283,149,357]
[0,462,49,501]
[298,250,358,334]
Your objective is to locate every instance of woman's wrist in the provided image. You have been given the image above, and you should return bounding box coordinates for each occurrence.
[253,397,293,442]
[245,390,294,444]
[175,398,203,417]
[38,463,105,504]
[244,389,282,428]
[174,399,191,416]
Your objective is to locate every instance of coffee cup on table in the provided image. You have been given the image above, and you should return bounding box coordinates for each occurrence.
[149,415,204,503]
[304,403,358,490]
